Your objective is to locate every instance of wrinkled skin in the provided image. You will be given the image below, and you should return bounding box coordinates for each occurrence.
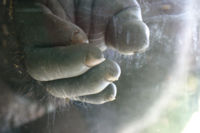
[0,0,149,131]
[18,0,198,133]
[14,0,149,104]
[1,0,197,133]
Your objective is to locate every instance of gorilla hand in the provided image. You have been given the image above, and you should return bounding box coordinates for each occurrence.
[36,0,150,54]
[25,44,121,104]
[73,0,150,54]
[16,0,149,104]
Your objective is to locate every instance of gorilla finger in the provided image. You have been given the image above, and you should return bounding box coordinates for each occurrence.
[15,4,88,47]
[106,8,150,55]
[73,83,117,104]
[36,3,52,14]
[75,0,94,34]
[58,0,75,22]
[44,0,66,19]
[25,45,105,81]
[37,5,88,45]
[45,60,121,98]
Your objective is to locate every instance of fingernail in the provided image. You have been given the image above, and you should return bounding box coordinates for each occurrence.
[105,75,119,82]
[71,30,89,44]
[84,49,105,67]
[104,60,121,82]
[105,83,117,102]
[107,95,116,101]
[83,39,89,44]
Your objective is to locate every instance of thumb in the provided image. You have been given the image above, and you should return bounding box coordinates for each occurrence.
[106,8,150,55]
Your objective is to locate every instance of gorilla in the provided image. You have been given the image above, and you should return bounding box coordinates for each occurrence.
[12,0,149,103]
[0,0,198,133]
[0,0,149,131]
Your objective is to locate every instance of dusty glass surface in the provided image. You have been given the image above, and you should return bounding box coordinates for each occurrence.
[0,0,200,133]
